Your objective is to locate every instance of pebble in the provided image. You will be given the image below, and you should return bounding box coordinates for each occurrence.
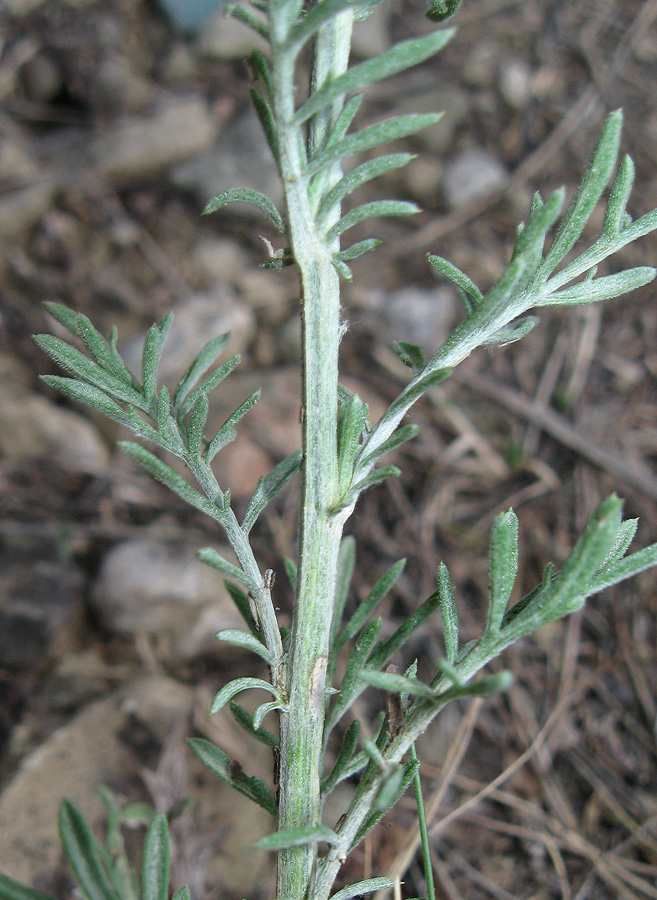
[171,109,283,217]
[157,0,227,34]
[20,52,64,104]
[93,94,218,182]
[0,130,57,239]
[94,55,155,114]
[91,539,247,657]
[443,147,508,208]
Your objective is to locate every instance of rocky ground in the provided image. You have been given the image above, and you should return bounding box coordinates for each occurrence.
[1,1,657,898]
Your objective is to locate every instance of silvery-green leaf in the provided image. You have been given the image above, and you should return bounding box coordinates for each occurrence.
[394,341,427,373]
[360,669,436,698]
[249,50,273,99]
[349,465,401,498]
[223,580,260,635]
[539,110,622,277]
[216,629,273,664]
[58,801,119,900]
[224,2,269,36]
[141,815,170,900]
[307,114,443,177]
[179,355,241,417]
[197,547,250,587]
[486,510,519,634]
[41,377,130,426]
[205,390,261,463]
[338,394,367,496]
[427,0,464,21]
[358,424,419,469]
[603,155,634,236]
[120,443,225,519]
[317,154,416,224]
[369,589,441,670]
[329,878,395,900]
[335,558,405,654]
[328,618,382,730]
[544,267,655,306]
[188,739,277,815]
[289,0,379,46]
[186,392,209,457]
[141,316,173,402]
[322,719,360,795]
[351,758,418,848]
[250,86,280,163]
[331,535,356,649]
[36,335,145,409]
[332,257,354,280]
[44,301,82,337]
[253,698,286,730]
[172,889,191,900]
[77,314,138,388]
[172,333,231,411]
[242,450,303,534]
[294,30,454,124]
[283,556,298,592]
[325,94,363,147]
[230,702,279,747]
[202,189,284,233]
[588,542,657,594]
[437,562,458,664]
[427,255,483,313]
[257,825,340,851]
[327,200,419,240]
[336,239,383,261]
[210,676,281,714]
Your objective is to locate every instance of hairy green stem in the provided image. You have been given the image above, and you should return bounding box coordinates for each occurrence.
[271,10,353,898]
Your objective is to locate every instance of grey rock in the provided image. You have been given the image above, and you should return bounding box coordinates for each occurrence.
[94,56,155,114]
[0,394,111,473]
[91,539,247,657]
[0,561,84,670]
[171,109,283,214]
[443,147,508,208]
[93,95,218,182]
[197,7,269,58]
[20,53,64,104]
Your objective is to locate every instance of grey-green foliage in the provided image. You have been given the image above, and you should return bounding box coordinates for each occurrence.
[0,794,182,900]
[7,1,657,900]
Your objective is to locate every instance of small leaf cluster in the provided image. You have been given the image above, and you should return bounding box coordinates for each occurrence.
[203,0,456,280]
[36,303,301,599]
[0,794,186,900]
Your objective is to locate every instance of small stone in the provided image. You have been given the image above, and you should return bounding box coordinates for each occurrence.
[238,268,294,320]
[0,394,111,473]
[93,95,218,182]
[193,237,250,285]
[171,109,283,215]
[443,147,508,208]
[161,43,199,83]
[404,156,444,206]
[462,39,498,87]
[157,0,227,34]
[197,7,268,58]
[0,132,57,239]
[91,539,246,656]
[498,59,533,109]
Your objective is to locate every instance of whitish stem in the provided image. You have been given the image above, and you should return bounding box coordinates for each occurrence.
[270,10,353,899]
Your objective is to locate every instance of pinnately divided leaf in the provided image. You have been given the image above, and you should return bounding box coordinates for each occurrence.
[242,450,303,534]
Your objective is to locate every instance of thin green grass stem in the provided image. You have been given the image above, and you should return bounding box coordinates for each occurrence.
[409,744,435,900]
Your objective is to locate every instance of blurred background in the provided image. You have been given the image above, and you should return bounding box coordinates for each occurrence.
[1,1,657,898]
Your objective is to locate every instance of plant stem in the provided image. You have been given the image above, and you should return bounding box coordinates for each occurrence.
[270,11,353,899]
[409,744,435,900]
